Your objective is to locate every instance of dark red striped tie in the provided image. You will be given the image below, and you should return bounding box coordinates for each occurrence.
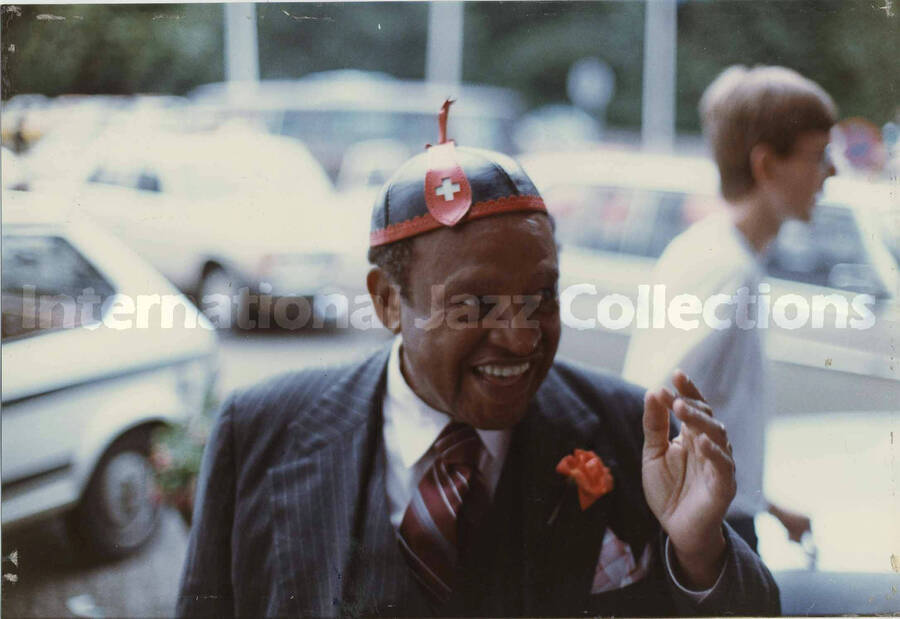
[397,422,489,603]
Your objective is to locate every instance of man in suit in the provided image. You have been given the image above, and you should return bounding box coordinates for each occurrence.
[177,101,780,617]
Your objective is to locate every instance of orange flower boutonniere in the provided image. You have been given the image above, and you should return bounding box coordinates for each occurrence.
[556,448,614,510]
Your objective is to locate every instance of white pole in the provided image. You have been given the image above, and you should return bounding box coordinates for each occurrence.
[224,3,259,90]
[642,0,677,151]
[426,1,464,85]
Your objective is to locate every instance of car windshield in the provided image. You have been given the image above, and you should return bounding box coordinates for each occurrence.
[277,109,515,176]
[86,129,335,203]
[544,182,722,259]
[1,234,115,341]
[765,205,887,295]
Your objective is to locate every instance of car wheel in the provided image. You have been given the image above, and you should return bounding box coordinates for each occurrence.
[198,266,243,330]
[70,432,160,561]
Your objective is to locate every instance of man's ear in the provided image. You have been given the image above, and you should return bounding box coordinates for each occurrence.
[749,142,776,185]
[367,267,402,333]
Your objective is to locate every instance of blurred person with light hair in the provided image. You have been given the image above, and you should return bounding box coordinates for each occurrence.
[623,65,838,552]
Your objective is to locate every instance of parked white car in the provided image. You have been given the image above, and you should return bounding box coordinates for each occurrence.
[1,191,218,558]
[189,69,525,180]
[28,125,359,329]
[521,148,900,416]
[1,146,28,190]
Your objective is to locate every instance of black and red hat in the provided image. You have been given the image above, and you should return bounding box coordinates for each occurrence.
[369,99,547,247]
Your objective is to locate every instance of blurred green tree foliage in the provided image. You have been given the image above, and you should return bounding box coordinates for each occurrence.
[464,2,646,129]
[255,3,428,79]
[1,4,224,99]
[2,2,896,131]
[675,1,898,131]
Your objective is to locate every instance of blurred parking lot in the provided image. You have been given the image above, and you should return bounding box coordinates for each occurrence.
[3,508,188,618]
[4,86,899,618]
[2,328,390,618]
[4,327,897,615]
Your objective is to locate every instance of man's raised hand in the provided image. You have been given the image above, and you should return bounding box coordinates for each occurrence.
[641,370,736,589]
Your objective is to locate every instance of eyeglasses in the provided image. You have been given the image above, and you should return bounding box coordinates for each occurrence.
[791,143,834,172]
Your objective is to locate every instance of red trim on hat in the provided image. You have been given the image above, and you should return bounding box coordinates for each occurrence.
[369,195,547,247]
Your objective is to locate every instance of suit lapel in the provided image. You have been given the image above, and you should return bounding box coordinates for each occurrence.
[266,351,657,615]
[518,368,622,615]
[341,422,434,617]
[268,347,391,617]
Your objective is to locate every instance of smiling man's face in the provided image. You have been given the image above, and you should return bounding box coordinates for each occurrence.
[397,213,560,430]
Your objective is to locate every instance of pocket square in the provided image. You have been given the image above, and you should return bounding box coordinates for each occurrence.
[590,528,653,594]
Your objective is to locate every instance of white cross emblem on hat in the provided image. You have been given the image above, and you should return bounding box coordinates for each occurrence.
[434,177,461,202]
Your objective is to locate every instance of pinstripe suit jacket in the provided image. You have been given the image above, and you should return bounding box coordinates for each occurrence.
[176,345,779,617]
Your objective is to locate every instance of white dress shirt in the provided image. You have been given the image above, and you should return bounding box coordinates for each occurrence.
[382,336,512,530]
[382,336,720,598]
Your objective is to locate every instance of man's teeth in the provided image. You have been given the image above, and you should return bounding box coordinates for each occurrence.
[477,362,530,378]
